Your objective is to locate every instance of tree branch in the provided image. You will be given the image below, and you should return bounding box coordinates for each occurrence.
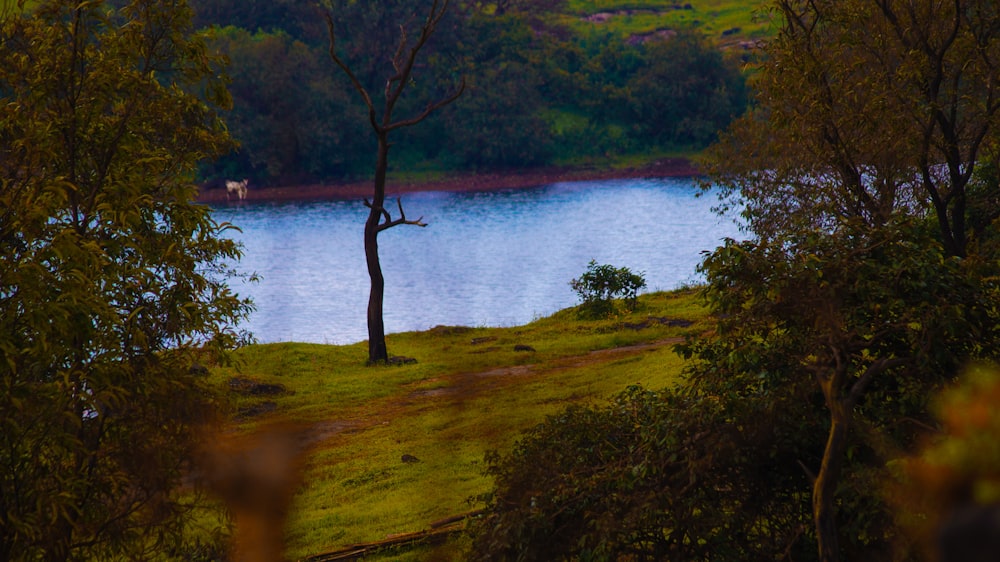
[325,11,379,131]
[363,198,392,224]
[384,0,448,119]
[386,77,466,132]
[377,198,427,232]
[845,356,908,410]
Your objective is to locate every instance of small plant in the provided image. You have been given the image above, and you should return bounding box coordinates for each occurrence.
[570,260,647,318]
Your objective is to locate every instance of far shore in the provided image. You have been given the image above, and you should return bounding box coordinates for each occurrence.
[197,157,701,204]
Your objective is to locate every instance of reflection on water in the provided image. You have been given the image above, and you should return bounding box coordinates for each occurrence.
[212,178,743,344]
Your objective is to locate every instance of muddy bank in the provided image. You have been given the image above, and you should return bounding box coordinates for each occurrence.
[197,158,701,204]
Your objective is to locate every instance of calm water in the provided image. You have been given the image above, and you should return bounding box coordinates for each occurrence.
[213,178,743,344]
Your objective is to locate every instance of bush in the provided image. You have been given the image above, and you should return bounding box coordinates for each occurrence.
[570,260,646,318]
[469,385,817,561]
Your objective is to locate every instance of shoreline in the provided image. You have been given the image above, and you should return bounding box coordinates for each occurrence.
[196,157,701,204]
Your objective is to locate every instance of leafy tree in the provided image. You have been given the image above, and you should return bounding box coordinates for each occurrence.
[324,0,464,364]
[627,32,748,148]
[710,0,1000,257]
[570,260,646,318]
[0,0,250,558]
[685,219,1000,560]
[697,0,1000,559]
[436,11,553,168]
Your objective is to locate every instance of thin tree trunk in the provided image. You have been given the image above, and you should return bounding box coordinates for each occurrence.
[364,215,387,364]
[812,355,902,562]
[365,134,390,364]
[813,413,849,562]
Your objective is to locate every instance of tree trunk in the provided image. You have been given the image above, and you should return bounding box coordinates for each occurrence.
[814,401,850,562]
[365,134,390,364]
[364,215,387,364]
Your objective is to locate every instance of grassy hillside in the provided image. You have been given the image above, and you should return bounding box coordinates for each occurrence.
[563,0,772,47]
[205,289,708,560]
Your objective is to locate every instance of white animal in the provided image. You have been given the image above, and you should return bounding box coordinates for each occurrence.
[226,179,249,201]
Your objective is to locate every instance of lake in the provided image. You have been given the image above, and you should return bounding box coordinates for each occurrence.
[213,177,743,344]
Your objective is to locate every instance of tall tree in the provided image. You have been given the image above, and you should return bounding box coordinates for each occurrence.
[0,0,249,558]
[325,0,464,364]
[699,0,1000,560]
[710,0,1000,256]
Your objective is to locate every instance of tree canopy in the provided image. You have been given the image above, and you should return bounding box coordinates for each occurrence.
[696,0,1000,558]
[0,0,250,558]
[191,0,749,185]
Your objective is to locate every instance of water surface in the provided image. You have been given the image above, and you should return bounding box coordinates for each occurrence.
[214,178,742,344]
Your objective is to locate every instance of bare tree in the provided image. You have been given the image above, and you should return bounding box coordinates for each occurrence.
[325,0,464,364]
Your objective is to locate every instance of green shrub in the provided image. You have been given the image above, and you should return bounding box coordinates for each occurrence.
[469,385,817,561]
[570,260,646,318]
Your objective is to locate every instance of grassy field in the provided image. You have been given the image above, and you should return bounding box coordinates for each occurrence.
[562,0,773,47]
[205,289,709,560]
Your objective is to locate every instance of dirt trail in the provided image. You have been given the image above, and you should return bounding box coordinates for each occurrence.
[297,336,684,561]
[302,336,684,449]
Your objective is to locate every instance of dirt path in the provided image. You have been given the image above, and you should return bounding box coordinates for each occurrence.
[303,336,683,449]
[297,336,684,561]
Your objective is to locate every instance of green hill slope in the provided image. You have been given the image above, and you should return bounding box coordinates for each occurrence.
[563,0,770,47]
[203,290,706,560]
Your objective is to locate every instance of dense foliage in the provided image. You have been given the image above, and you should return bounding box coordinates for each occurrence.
[473,0,1000,560]
[698,0,1000,555]
[0,0,250,558]
[190,0,748,185]
[473,386,818,561]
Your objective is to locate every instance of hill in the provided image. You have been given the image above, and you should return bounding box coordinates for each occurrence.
[562,0,769,48]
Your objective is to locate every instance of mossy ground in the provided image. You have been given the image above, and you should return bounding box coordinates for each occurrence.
[205,289,707,560]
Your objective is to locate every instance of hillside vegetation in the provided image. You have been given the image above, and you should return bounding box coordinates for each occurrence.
[191,0,760,187]
[562,0,770,46]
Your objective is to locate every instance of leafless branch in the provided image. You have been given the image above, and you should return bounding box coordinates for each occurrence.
[363,198,392,224]
[377,198,427,232]
[325,11,378,130]
[387,23,409,99]
[387,77,466,132]
[383,0,448,120]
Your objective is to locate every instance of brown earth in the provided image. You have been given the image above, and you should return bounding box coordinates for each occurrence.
[197,157,701,205]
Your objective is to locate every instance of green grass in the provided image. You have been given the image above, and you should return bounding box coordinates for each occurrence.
[562,0,773,45]
[205,289,708,560]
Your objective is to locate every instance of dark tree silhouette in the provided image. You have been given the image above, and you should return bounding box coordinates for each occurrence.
[325,0,464,364]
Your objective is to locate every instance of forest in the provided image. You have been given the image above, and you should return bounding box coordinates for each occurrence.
[191,0,751,185]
